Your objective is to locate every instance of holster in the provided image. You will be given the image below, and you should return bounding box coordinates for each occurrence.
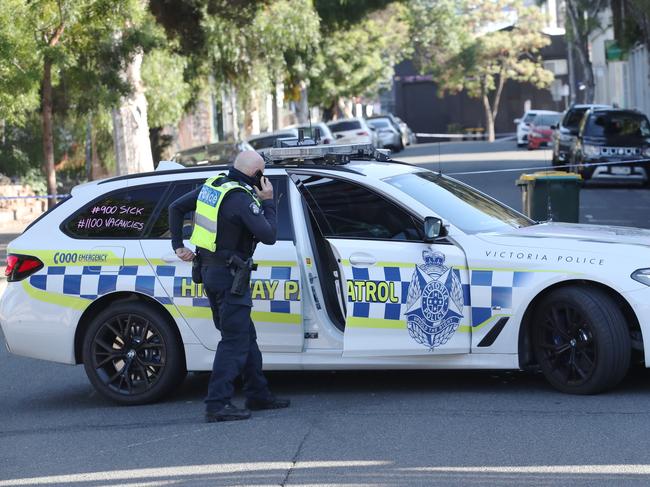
[191,250,203,284]
[227,255,258,295]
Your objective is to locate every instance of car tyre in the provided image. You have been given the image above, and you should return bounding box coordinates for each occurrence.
[83,300,187,405]
[532,287,630,394]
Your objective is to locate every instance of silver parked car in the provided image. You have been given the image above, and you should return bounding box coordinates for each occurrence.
[366,118,403,152]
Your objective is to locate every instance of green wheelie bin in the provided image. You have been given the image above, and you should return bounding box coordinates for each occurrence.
[516,171,583,223]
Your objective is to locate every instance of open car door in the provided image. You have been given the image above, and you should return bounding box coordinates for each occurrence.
[293,173,471,357]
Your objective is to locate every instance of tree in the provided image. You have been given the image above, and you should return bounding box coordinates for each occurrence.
[12,0,152,206]
[564,0,608,104]
[309,3,410,119]
[142,47,193,163]
[0,0,40,127]
[411,0,553,142]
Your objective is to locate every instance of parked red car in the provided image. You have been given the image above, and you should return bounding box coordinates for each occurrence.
[527,113,562,150]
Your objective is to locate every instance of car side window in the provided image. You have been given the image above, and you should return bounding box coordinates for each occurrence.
[64,184,169,239]
[144,175,294,241]
[147,180,204,239]
[294,175,422,241]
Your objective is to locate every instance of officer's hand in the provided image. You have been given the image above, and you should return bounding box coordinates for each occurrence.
[255,176,273,201]
[175,247,195,262]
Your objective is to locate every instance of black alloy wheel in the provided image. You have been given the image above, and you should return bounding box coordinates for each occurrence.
[536,303,596,386]
[83,301,186,404]
[532,287,630,394]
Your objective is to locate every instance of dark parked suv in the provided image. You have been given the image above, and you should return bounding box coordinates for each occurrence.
[551,104,610,167]
[570,108,650,183]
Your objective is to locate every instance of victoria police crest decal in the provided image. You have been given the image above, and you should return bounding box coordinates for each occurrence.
[405,250,464,350]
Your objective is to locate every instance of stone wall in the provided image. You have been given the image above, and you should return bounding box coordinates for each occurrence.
[0,183,46,226]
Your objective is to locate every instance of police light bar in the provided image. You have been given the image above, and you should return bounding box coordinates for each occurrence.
[265,143,380,162]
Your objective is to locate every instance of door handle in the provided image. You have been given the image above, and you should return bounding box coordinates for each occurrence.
[162,253,182,263]
[349,253,376,266]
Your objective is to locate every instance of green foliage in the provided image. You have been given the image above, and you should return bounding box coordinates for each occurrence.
[0,114,43,178]
[314,0,395,31]
[309,3,410,110]
[142,48,193,128]
[411,0,552,97]
[0,0,40,124]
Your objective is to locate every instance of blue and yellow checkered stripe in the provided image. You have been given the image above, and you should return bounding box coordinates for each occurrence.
[346,265,538,329]
[27,262,301,318]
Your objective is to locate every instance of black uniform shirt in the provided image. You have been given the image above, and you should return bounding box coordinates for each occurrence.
[168,168,277,261]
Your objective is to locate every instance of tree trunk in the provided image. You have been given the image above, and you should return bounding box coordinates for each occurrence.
[90,121,102,180]
[565,0,597,104]
[41,57,57,209]
[112,49,154,175]
[481,84,495,143]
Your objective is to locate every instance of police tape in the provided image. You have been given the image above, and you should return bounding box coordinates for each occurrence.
[415,132,516,140]
[0,194,71,200]
[446,157,650,176]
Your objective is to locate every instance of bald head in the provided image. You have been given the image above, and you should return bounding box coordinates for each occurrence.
[233,150,265,177]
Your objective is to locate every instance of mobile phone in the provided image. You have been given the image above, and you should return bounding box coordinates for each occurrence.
[253,170,264,190]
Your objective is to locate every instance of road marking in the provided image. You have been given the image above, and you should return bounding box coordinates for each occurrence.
[0,461,389,486]
[402,465,650,475]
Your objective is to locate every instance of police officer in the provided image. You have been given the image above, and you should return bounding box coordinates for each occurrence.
[168,150,289,422]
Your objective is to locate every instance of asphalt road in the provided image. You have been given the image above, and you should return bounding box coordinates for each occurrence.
[3,141,650,486]
[399,139,650,229]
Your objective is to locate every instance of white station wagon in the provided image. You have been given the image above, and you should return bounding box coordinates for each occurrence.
[2,144,650,404]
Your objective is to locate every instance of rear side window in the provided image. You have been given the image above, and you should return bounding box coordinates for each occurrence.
[143,176,294,241]
[294,175,422,241]
[328,121,361,132]
[147,180,203,238]
[563,108,587,128]
[64,184,168,238]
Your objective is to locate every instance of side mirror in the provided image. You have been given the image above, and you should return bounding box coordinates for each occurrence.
[335,133,344,139]
[514,118,522,124]
[369,126,377,131]
[550,124,557,130]
[423,216,445,242]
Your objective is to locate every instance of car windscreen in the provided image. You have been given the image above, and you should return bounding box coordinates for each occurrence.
[384,171,534,233]
[585,112,650,138]
[328,121,361,132]
[536,114,561,127]
[248,135,288,150]
[523,113,537,123]
[297,126,330,139]
[563,108,588,128]
[367,119,390,129]
[174,143,235,166]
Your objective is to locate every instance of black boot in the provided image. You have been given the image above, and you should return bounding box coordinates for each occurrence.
[205,403,251,423]
[245,397,291,411]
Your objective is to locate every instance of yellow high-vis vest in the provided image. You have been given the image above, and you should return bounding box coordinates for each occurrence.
[189,174,261,252]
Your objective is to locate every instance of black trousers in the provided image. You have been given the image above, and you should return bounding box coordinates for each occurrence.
[201,265,271,409]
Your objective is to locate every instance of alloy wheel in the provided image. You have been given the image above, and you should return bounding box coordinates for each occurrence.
[91,313,167,396]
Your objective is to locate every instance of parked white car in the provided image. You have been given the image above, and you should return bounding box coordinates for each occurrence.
[327,118,377,147]
[3,144,650,404]
[515,110,560,147]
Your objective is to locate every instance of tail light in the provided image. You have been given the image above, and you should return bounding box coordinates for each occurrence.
[5,254,44,282]
[356,131,369,136]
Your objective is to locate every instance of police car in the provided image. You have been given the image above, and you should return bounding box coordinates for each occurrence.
[2,143,650,404]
